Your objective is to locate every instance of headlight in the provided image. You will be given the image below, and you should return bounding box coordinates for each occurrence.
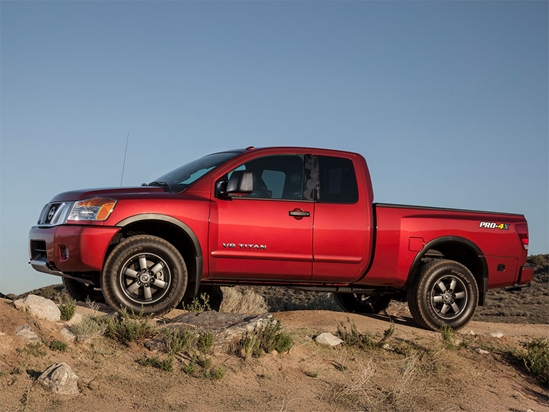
[68,198,117,221]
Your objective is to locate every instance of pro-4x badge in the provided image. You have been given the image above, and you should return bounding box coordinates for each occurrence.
[479,222,510,230]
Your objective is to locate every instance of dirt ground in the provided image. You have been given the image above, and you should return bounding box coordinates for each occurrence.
[1,298,548,412]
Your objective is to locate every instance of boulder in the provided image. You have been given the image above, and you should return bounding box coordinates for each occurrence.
[38,362,79,396]
[15,324,40,343]
[315,332,343,347]
[147,311,272,351]
[14,294,61,322]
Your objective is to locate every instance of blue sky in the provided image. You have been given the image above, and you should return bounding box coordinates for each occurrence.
[1,1,547,295]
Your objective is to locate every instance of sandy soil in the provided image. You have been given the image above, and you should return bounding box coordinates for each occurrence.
[1,299,548,412]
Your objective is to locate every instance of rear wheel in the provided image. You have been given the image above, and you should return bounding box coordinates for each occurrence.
[334,293,392,314]
[407,259,478,331]
[101,235,188,316]
[62,278,105,303]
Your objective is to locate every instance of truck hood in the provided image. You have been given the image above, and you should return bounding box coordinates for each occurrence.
[50,186,170,202]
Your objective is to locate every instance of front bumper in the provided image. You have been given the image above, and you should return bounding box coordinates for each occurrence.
[29,225,120,275]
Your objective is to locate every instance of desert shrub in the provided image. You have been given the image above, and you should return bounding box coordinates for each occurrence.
[336,320,377,350]
[238,320,293,358]
[184,293,211,313]
[70,315,107,342]
[48,340,68,352]
[440,325,456,349]
[513,338,549,384]
[59,299,77,321]
[336,320,395,351]
[182,355,224,380]
[17,342,47,357]
[197,331,214,354]
[204,366,226,380]
[104,309,157,345]
[138,355,174,372]
[163,327,197,356]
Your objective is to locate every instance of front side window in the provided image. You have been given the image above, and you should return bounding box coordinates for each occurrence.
[228,155,308,200]
[318,156,358,203]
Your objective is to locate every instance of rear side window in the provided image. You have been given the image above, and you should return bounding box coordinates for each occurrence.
[318,156,358,203]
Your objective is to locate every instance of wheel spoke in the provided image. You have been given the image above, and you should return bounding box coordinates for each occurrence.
[454,291,466,299]
[437,281,447,292]
[139,256,148,270]
[151,278,167,289]
[433,295,444,303]
[449,279,457,291]
[440,304,450,315]
[150,262,164,275]
[451,303,460,313]
[127,282,141,294]
[124,268,139,278]
[143,285,152,300]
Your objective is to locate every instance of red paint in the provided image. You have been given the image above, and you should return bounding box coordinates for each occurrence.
[29,146,531,298]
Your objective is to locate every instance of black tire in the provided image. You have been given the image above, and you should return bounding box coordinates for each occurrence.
[407,259,478,331]
[101,235,188,316]
[334,292,392,314]
[62,278,105,303]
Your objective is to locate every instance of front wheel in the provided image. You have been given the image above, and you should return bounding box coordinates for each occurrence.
[334,293,392,314]
[407,259,478,331]
[101,235,188,316]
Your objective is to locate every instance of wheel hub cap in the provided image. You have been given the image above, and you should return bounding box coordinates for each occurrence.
[139,272,151,284]
[442,291,454,304]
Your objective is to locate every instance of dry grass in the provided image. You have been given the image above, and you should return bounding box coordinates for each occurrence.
[219,287,268,314]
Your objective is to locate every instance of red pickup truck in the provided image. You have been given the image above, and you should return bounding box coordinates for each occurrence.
[29,146,533,330]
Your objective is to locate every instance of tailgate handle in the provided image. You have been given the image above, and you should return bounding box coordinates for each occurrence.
[289,209,310,219]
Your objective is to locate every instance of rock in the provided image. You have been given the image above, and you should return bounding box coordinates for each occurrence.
[15,324,40,343]
[63,312,83,326]
[147,311,272,352]
[488,332,504,338]
[38,362,79,396]
[315,332,343,347]
[14,294,61,322]
[476,348,490,355]
[60,327,76,342]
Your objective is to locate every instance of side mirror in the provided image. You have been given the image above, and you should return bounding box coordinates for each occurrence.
[225,171,253,196]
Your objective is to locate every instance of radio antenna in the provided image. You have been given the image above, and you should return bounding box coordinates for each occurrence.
[120,133,130,186]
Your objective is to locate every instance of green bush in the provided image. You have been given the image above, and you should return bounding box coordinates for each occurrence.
[239,320,294,358]
[197,331,214,354]
[184,293,211,313]
[163,327,197,356]
[516,339,549,384]
[138,355,174,372]
[104,309,157,345]
[48,340,68,352]
[336,320,377,350]
[70,315,107,342]
[59,299,77,321]
[204,366,225,380]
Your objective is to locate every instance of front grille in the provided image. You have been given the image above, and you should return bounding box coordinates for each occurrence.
[37,202,72,226]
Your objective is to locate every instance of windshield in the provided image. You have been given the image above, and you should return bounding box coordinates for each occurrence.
[148,150,243,192]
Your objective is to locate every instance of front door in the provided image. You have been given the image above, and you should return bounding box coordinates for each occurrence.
[209,154,314,281]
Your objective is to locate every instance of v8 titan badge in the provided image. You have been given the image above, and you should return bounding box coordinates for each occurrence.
[479,222,510,230]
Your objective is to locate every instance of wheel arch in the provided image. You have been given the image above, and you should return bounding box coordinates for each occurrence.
[406,236,488,306]
[113,214,203,299]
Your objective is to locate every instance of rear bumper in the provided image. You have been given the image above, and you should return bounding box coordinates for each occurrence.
[29,225,120,274]
[517,266,534,285]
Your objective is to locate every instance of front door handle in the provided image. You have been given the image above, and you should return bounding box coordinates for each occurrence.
[289,208,310,219]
